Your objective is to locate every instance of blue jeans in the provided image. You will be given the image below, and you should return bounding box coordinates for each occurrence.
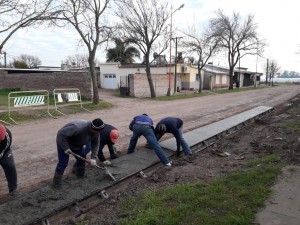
[55,142,86,174]
[178,127,192,155]
[128,124,170,165]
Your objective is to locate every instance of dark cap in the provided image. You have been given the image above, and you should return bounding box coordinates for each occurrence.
[91,118,105,130]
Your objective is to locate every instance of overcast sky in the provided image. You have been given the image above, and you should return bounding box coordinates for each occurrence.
[2,0,300,73]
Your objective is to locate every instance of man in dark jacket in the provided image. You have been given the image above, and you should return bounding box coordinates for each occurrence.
[0,123,18,197]
[154,117,193,160]
[52,118,104,188]
[75,124,119,168]
[127,114,172,168]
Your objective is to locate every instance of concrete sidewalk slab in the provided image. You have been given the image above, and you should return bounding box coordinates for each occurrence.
[256,165,300,225]
[161,106,273,151]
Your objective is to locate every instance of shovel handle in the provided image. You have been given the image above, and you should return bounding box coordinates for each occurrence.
[70,151,116,181]
[69,151,90,164]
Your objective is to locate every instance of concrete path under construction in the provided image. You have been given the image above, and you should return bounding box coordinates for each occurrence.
[3,105,294,225]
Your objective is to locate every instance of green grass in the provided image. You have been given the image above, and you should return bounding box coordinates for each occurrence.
[0,88,20,106]
[245,154,280,168]
[213,86,264,94]
[282,121,300,134]
[117,163,281,225]
[149,92,211,101]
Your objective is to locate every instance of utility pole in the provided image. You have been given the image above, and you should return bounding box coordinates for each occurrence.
[173,37,182,94]
[167,4,184,96]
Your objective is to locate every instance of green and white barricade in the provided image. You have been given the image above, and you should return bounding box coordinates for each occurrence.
[53,88,90,115]
[8,90,53,124]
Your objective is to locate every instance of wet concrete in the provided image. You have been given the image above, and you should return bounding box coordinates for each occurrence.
[0,106,272,225]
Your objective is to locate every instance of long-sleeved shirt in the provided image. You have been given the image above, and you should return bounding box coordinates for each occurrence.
[0,127,12,160]
[56,120,100,159]
[154,117,183,149]
[129,114,153,130]
[99,124,117,146]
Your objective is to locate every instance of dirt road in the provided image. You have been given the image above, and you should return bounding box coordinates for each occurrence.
[0,85,299,198]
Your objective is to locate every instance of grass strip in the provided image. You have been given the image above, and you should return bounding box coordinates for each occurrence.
[118,165,281,225]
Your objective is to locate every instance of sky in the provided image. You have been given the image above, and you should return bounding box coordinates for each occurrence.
[1,0,300,73]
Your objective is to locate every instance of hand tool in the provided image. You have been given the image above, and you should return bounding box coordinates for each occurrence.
[69,151,116,181]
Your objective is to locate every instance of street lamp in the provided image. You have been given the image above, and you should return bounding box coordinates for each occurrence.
[167,4,184,96]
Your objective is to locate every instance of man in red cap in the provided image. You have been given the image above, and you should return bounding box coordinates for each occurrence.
[0,123,18,197]
[97,124,119,165]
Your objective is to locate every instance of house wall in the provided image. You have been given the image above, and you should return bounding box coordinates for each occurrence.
[128,73,172,97]
[213,74,229,88]
[0,70,92,99]
[179,66,203,91]
[99,63,169,89]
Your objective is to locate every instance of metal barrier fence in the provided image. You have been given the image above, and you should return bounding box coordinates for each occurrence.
[53,88,90,115]
[8,90,53,124]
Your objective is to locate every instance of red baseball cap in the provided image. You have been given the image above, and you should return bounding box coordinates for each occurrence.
[0,124,6,141]
[110,130,119,143]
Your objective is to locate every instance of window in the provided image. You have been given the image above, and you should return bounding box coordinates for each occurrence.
[104,74,116,79]
[222,75,226,84]
[215,75,220,84]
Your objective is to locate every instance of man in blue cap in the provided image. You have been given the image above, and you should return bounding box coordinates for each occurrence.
[154,117,193,161]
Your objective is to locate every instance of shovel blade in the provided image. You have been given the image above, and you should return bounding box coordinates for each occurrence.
[105,167,116,181]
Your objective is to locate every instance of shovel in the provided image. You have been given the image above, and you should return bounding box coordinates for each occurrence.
[69,151,116,181]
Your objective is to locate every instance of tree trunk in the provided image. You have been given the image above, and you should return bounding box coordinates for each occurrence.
[229,67,234,90]
[88,57,100,104]
[145,55,156,98]
[198,64,202,92]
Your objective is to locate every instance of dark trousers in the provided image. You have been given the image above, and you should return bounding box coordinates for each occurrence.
[79,142,115,163]
[0,148,17,193]
[55,142,86,174]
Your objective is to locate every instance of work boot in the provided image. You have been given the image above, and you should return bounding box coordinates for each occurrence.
[8,189,19,198]
[76,166,85,178]
[52,172,63,189]
[183,154,194,163]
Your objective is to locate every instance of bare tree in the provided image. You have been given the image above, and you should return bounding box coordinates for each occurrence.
[0,0,56,54]
[181,24,220,92]
[64,54,89,68]
[53,0,113,103]
[115,0,171,98]
[210,9,265,89]
[14,54,42,68]
[264,59,280,86]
